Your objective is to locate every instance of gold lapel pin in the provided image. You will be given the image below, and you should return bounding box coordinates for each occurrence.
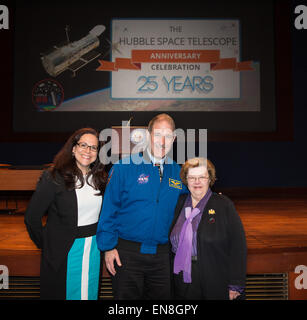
[208,209,215,215]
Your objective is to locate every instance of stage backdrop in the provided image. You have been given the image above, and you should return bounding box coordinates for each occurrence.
[13,1,275,132]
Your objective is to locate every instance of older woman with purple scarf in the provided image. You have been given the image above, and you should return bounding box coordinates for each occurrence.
[169,158,247,300]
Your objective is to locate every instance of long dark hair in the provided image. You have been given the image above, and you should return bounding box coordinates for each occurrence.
[50,127,107,195]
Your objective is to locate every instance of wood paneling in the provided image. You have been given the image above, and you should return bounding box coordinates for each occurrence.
[1,183,307,299]
[236,197,307,253]
[1,196,307,275]
[0,170,42,191]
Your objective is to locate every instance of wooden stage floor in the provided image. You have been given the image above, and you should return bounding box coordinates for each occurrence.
[1,195,307,276]
[234,197,307,253]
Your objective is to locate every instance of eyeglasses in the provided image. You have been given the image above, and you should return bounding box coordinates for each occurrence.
[76,142,99,153]
[187,176,209,183]
[152,132,175,142]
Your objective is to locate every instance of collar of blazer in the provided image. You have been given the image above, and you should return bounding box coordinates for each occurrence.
[169,192,217,236]
[48,169,79,227]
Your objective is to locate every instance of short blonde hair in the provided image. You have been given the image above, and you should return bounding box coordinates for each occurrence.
[148,113,175,133]
[180,157,216,187]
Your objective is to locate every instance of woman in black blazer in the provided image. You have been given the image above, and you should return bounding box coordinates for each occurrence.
[169,158,247,300]
[25,128,107,300]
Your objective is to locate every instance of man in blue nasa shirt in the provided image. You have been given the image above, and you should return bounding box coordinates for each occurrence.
[97,114,187,299]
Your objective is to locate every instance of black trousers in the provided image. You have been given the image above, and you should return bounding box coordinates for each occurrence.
[172,260,245,300]
[173,260,203,300]
[111,239,171,300]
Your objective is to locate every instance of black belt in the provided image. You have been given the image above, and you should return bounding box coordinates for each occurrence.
[76,222,98,238]
[117,238,169,254]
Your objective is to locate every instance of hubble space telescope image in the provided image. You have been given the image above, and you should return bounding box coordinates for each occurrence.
[41,25,106,77]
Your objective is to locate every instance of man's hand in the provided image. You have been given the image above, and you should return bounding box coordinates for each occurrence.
[229,290,240,300]
[104,249,122,276]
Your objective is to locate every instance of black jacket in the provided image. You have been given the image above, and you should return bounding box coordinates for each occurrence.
[25,170,81,271]
[170,192,247,299]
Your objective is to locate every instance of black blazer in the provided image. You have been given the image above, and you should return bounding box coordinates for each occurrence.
[25,170,81,272]
[170,192,247,300]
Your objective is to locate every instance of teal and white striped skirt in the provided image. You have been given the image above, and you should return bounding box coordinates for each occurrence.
[39,223,101,300]
[66,234,100,300]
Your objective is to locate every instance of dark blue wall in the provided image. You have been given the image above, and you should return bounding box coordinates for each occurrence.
[209,1,307,188]
[1,1,306,188]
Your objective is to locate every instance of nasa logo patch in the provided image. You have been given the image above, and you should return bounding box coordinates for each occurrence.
[137,174,149,184]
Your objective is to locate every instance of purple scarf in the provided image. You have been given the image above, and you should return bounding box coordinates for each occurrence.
[173,189,212,283]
